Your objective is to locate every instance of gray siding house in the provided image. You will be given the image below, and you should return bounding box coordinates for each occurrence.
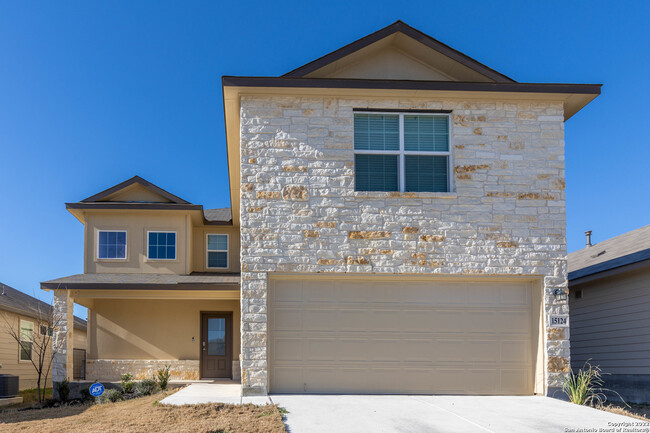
[569,225,650,403]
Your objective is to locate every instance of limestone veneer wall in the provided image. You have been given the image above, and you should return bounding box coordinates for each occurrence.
[238,95,570,396]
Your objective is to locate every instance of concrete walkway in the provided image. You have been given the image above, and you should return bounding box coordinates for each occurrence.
[271,394,640,433]
[160,382,271,405]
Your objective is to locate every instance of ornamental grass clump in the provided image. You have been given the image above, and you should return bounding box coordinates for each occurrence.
[562,360,626,407]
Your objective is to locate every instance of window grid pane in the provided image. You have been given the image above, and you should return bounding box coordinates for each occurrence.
[148,232,176,259]
[354,154,399,192]
[208,251,228,268]
[354,114,399,151]
[405,155,448,192]
[98,231,127,259]
[207,234,228,251]
[404,115,449,152]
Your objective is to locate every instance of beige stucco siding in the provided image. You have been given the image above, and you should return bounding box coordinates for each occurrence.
[192,226,241,273]
[84,211,191,275]
[570,266,650,374]
[87,299,240,362]
[73,326,87,351]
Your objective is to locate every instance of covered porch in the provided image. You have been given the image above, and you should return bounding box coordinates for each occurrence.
[41,273,241,386]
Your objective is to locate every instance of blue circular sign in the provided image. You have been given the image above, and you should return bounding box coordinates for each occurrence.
[89,383,105,397]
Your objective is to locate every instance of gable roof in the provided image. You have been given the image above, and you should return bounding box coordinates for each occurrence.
[0,283,87,330]
[284,20,515,83]
[568,225,650,282]
[81,175,190,204]
[66,176,233,225]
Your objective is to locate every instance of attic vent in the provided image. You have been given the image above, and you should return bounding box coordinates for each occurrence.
[590,250,606,259]
[575,290,583,299]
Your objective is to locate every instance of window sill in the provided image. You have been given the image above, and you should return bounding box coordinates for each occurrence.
[94,258,128,263]
[352,191,458,199]
[145,258,178,263]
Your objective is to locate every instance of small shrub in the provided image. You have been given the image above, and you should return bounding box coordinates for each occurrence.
[121,373,135,394]
[137,379,159,396]
[55,379,70,402]
[100,388,124,403]
[156,365,171,391]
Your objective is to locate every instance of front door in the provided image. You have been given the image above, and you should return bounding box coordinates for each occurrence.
[200,312,232,378]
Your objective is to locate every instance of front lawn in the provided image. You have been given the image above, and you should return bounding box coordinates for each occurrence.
[0,392,286,433]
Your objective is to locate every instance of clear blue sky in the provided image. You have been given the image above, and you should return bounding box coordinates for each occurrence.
[1,1,648,318]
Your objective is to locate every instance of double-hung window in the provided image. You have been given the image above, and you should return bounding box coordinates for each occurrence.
[206,234,228,269]
[97,230,127,259]
[354,111,451,192]
[147,231,177,260]
[20,320,33,361]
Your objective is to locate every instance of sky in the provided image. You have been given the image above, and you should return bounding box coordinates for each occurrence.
[0,1,648,318]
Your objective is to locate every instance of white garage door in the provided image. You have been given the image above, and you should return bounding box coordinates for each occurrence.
[269,278,535,395]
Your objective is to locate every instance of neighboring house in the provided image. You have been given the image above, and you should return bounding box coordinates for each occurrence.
[568,225,650,403]
[43,21,601,397]
[0,283,87,389]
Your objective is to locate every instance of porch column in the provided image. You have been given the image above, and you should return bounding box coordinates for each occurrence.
[52,289,74,384]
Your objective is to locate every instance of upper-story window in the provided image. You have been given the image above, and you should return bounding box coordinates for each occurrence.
[353,112,450,192]
[97,230,127,259]
[206,234,228,269]
[147,231,176,260]
[19,320,33,361]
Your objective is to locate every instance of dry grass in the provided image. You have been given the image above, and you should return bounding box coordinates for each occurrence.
[0,392,286,433]
[598,402,650,421]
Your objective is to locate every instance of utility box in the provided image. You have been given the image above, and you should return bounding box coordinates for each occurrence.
[0,374,19,398]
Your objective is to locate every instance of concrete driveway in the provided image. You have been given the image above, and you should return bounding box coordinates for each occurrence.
[270,394,639,433]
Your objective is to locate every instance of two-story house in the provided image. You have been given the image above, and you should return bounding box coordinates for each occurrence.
[43,21,600,398]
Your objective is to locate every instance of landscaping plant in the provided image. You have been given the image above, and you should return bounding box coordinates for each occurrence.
[562,360,626,407]
[156,364,171,391]
[100,388,124,403]
[121,372,135,393]
[55,378,70,402]
[137,379,160,396]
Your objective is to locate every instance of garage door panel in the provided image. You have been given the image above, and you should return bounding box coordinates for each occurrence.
[269,279,534,395]
[272,367,303,392]
[403,339,435,361]
[368,310,403,331]
[272,338,303,361]
[272,308,302,330]
[338,339,368,361]
[306,338,339,361]
[431,310,467,331]
[367,339,403,361]
[501,369,531,394]
[468,369,499,393]
[501,340,530,363]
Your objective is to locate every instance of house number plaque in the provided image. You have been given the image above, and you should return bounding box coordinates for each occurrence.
[549,315,569,327]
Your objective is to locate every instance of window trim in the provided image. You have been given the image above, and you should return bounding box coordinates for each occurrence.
[96,229,128,261]
[353,111,453,193]
[206,233,229,270]
[146,230,178,261]
[19,319,34,362]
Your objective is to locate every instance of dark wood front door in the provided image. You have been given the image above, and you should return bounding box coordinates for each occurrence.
[200,312,232,378]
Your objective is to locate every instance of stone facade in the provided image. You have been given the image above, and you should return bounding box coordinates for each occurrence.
[86,359,241,382]
[52,290,74,384]
[239,95,570,395]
